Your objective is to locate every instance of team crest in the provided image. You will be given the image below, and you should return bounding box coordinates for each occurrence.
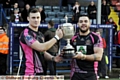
[86,40,91,45]
[77,46,87,54]
[25,35,33,42]
[80,38,84,41]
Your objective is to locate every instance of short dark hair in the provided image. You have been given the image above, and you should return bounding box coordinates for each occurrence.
[28,8,40,16]
[80,15,89,17]
[48,20,54,27]
[78,15,89,19]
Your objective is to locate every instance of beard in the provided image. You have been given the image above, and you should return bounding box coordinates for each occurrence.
[79,27,89,33]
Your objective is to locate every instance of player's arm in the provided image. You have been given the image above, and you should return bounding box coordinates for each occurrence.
[85,35,104,61]
[83,47,103,61]
[74,35,103,61]
[31,38,58,52]
[44,51,62,62]
[31,28,63,52]
[74,47,103,61]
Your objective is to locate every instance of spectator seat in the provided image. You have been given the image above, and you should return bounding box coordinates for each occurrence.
[60,18,66,23]
[51,18,60,24]
[45,18,51,23]
[52,6,60,12]
[44,6,52,12]
[57,12,65,18]
[47,12,56,18]
[61,6,68,12]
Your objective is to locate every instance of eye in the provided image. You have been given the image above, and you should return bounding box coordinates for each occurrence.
[37,17,40,19]
[79,20,83,23]
[84,20,88,23]
[32,17,35,19]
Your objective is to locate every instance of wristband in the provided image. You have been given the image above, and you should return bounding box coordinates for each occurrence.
[52,56,55,61]
[93,54,96,61]
[54,35,60,41]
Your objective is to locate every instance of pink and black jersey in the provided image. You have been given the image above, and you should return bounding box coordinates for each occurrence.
[19,27,46,75]
[70,32,103,77]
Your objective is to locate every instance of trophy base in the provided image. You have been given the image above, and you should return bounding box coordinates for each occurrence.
[62,49,75,59]
[62,53,75,59]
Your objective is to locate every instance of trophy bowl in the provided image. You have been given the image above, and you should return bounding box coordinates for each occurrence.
[61,23,76,59]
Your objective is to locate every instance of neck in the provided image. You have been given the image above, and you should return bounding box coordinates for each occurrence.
[79,30,90,36]
[29,25,38,32]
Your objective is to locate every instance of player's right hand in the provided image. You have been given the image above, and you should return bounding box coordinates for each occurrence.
[55,28,63,39]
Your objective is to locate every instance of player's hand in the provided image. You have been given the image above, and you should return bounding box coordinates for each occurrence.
[73,52,83,59]
[54,55,63,62]
[59,50,64,57]
[55,28,63,39]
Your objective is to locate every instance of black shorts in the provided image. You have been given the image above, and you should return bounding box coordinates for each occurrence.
[71,72,97,80]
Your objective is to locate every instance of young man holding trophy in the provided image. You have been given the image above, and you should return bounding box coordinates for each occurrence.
[71,16,103,80]
[19,8,63,76]
[61,16,103,80]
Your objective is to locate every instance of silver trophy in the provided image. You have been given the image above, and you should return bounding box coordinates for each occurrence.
[61,23,76,58]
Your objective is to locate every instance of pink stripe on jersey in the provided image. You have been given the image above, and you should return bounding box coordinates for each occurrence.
[20,41,34,75]
[34,52,43,73]
[94,61,98,80]
[71,35,78,42]
[90,34,94,43]
[92,32,103,48]
[24,28,28,36]
[94,61,98,74]
[70,59,87,78]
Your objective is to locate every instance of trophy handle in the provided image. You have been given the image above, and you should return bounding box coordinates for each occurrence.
[65,15,68,23]
[58,42,61,55]
[73,24,76,34]
[66,39,70,44]
[58,24,62,29]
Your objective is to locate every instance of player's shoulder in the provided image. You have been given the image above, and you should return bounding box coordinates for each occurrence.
[90,32,100,38]
[23,27,35,36]
[71,33,79,41]
[90,32,102,41]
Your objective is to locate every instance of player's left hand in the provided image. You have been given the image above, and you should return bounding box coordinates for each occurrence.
[73,52,83,59]
[54,55,63,62]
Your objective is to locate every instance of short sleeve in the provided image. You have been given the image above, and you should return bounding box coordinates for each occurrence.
[94,35,103,48]
[24,34,36,46]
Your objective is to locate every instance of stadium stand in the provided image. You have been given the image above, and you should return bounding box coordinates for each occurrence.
[116,2,120,11]
[45,17,51,23]
[111,0,118,6]
[44,6,52,12]
[81,6,85,11]
[60,18,66,23]
[65,12,73,22]
[57,12,65,18]
[44,11,48,17]
[52,6,60,12]
[36,5,43,8]
[51,18,60,24]
[80,6,88,15]
[47,11,56,18]
[109,0,120,69]
[61,6,68,12]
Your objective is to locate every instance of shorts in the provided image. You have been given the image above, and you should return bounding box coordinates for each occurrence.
[71,72,97,80]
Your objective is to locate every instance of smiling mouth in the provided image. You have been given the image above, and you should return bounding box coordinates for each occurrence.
[81,25,87,28]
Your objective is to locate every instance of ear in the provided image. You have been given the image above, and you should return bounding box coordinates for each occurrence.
[89,20,91,25]
[27,16,29,22]
[77,21,79,26]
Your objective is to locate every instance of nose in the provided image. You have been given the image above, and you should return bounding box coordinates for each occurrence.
[34,18,38,21]
[81,22,86,24]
